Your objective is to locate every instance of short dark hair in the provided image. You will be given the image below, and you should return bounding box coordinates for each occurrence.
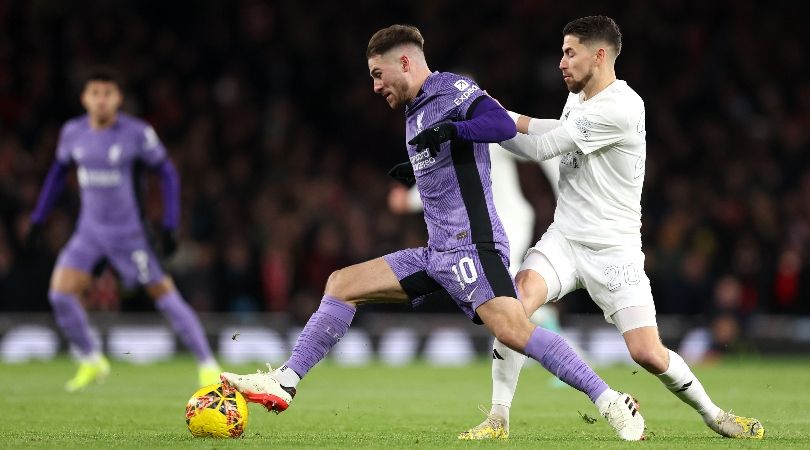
[83,66,123,88]
[366,24,424,59]
[563,16,622,57]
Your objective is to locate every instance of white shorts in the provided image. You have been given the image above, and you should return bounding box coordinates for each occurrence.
[520,228,656,329]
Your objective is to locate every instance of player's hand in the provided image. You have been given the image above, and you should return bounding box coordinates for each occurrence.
[387,161,416,188]
[161,228,178,258]
[408,122,457,157]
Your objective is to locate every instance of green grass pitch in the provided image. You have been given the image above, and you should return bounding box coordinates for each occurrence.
[1,357,808,449]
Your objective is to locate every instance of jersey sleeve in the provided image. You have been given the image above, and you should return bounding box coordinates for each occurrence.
[439,74,487,120]
[138,124,168,166]
[55,123,73,163]
[562,99,629,155]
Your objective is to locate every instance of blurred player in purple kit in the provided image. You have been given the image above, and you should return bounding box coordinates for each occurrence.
[222,25,645,441]
[27,69,221,391]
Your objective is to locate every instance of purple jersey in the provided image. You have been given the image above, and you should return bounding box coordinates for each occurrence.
[405,72,508,252]
[55,113,167,235]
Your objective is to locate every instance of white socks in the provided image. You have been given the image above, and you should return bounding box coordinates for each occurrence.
[594,388,621,413]
[656,350,722,420]
[274,364,302,388]
[489,337,526,424]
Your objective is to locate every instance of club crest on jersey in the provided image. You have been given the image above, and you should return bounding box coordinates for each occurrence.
[453,79,470,91]
[72,146,84,160]
[108,144,122,165]
[416,111,424,132]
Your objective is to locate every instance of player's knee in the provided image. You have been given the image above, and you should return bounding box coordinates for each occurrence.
[324,268,350,298]
[629,346,667,373]
[515,271,547,313]
[49,268,88,295]
[491,319,530,351]
[147,277,175,299]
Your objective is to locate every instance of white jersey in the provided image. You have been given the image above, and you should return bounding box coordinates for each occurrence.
[551,79,646,247]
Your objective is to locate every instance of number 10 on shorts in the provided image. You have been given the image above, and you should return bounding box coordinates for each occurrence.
[451,256,478,290]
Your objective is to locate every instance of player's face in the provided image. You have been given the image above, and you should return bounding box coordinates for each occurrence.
[368,53,410,109]
[559,35,595,94]
[81,81,122,123]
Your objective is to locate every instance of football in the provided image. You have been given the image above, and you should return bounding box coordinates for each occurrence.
[185,383,249,438]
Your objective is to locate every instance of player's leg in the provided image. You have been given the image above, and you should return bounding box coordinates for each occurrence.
[475,297,645,441]
[145,276,221,386]
[479,232,576,437]
[482,263,552,434]
[616,308,764,439]
[222,254,413,413]
[436,244,642,441]
[50,233,110,391]
[108,232,221,386]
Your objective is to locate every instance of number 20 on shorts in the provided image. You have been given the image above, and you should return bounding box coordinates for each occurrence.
[604,263,640,291]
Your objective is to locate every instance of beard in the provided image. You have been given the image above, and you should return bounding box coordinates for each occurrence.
[387,78,410,109]
[565,69,593,94]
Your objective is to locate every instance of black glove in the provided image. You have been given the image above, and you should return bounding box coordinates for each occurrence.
[387,161,416,188]
[408,122,457,157]
[161,228,178,258]
[24,222,43,252]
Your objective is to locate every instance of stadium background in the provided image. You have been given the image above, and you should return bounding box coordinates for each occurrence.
[1,0,809,364]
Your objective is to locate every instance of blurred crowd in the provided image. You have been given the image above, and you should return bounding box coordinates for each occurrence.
[1,1,808,348]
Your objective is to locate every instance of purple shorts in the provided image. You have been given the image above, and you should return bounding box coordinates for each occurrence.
[55,229,165,288]
[384,243,517,324]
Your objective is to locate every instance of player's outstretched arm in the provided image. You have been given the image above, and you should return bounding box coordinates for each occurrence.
[499,113,576,162]
[408,96,516,157]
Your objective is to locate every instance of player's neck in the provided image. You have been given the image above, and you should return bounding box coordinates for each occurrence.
[88,113,118,130]
[407,68,432,104]
[582,72,617,101]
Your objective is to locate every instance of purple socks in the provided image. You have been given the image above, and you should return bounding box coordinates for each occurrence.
[155,290,214,362]
[524,327,608,402]
[284,296,356,378]
[49,291,96,356]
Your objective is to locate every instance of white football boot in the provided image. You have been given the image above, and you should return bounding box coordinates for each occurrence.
[220,364,296,413]
[599,392,645,441]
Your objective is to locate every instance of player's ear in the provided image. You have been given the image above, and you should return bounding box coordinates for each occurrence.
[594,47,606,65]
[400,55,409,72]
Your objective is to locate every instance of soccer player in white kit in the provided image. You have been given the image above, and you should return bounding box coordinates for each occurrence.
[460,15,764,440]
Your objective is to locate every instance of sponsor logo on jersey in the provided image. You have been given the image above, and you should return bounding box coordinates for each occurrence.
[77,166,123,187]
[453,79,470,91]
[453,85,479,106]
[409,148,436,171]
[108,144,122,165]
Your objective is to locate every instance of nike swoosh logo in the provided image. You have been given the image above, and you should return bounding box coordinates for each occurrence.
[466,286,478,302]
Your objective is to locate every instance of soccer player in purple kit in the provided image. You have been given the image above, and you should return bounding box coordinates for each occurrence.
[27,69,221,391]
[222,25,645,440]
